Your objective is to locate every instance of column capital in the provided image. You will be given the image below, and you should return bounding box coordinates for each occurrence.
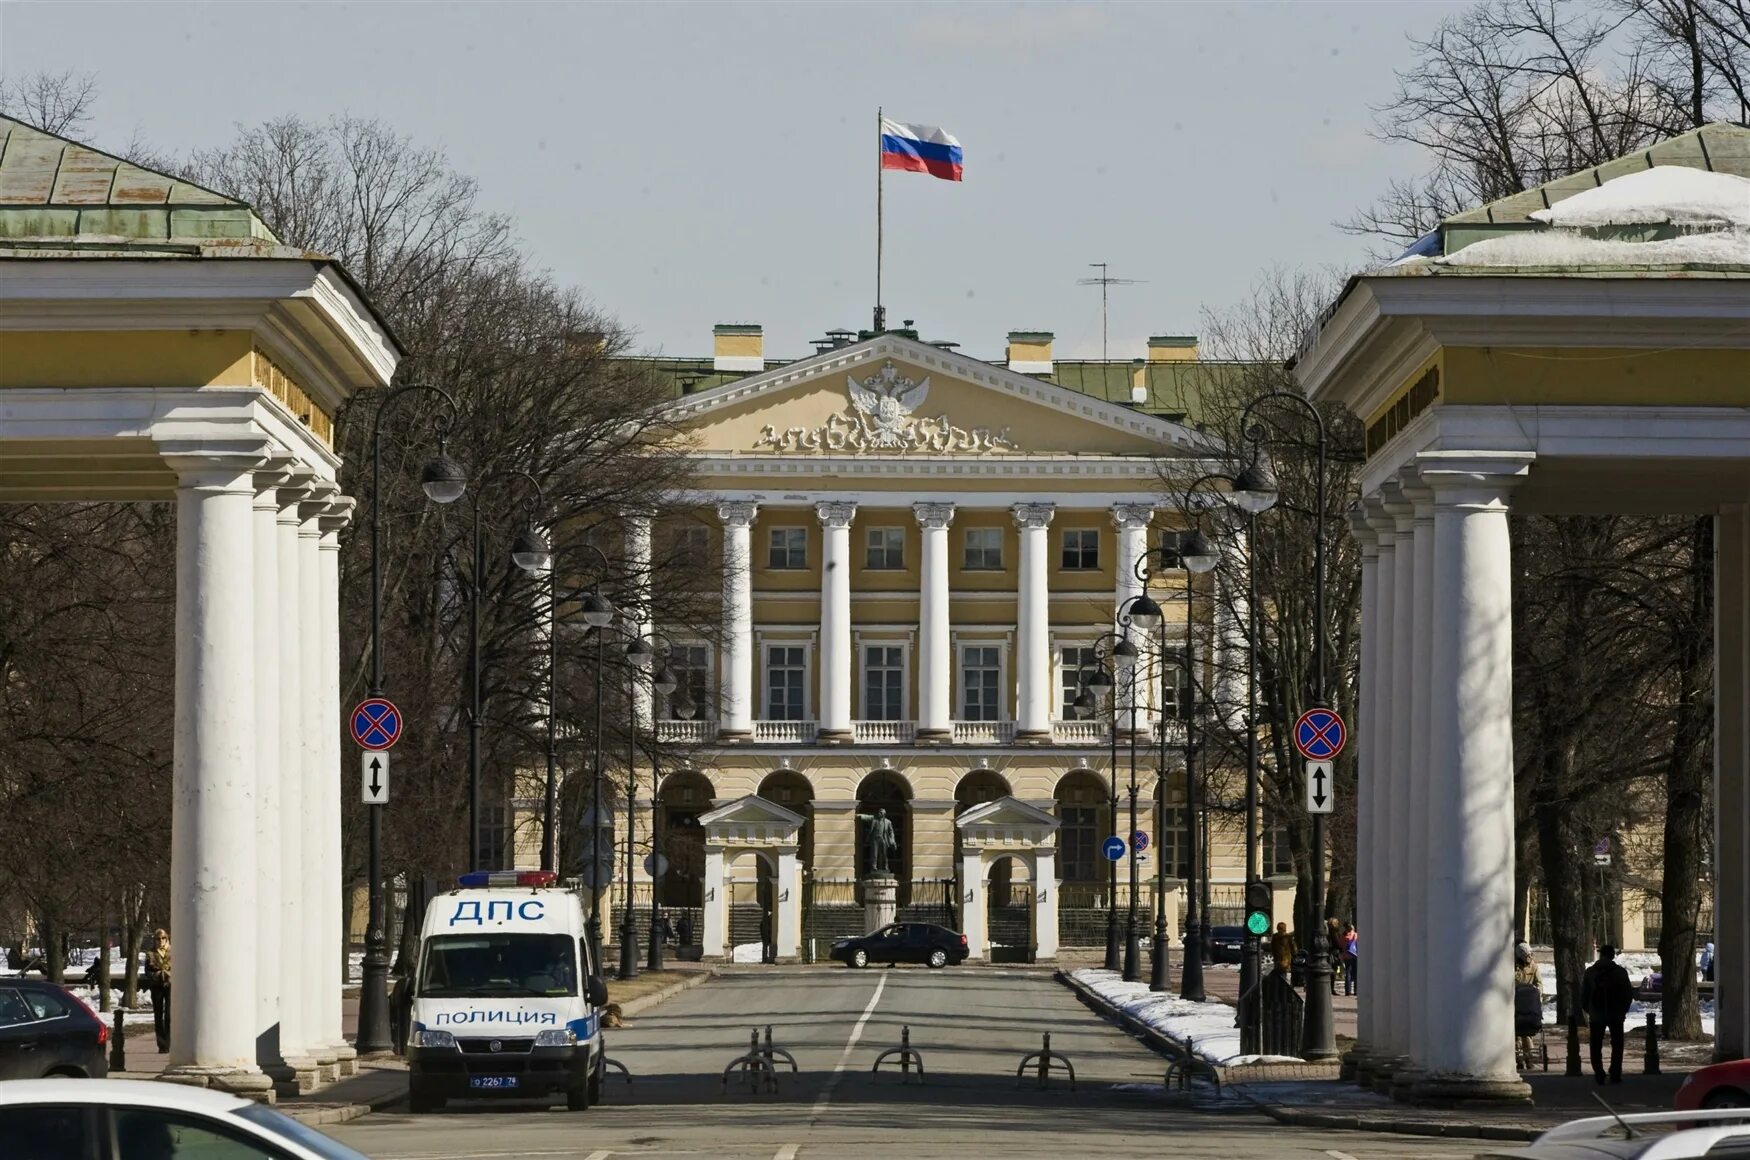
[717,500,759,527]
[253,455,298,507]
[815,500,857,528]
[299,479,340,524]
[913,502,955,529]
[159,440,271,490]
[1377,479,1415,533]
[1012,502,1055,529]
[1412,452,1533,511]
[1361,494,1398,544]
[318,494,357,536]
[1111,503,1155,531]
[1347,506,1380,554]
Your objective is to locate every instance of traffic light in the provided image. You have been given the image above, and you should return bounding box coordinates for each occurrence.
[1245,878,1272,937]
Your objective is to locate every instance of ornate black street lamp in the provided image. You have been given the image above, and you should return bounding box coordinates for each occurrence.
[359,385,464,1056]
[1234,391,1335,1062]
[541,545,616,873]
[465,470,548,872]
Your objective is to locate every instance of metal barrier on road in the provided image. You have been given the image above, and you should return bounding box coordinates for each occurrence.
[722,1028,780,1094]
[1164,1036,1221,1092]
[1015,1032,1075,1090]
[762,1025,797,1074]
[871,1025,925,1083]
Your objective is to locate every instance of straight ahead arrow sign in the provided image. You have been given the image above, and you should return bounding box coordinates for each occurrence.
[361,751,390,806]
[1305,759,1333,815]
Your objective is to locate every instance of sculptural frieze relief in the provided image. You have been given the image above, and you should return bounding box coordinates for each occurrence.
[752,361,1017,455]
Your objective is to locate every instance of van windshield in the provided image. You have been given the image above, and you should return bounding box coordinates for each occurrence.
[418,934,578,998]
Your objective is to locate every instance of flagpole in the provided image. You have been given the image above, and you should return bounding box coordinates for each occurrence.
[875,105,885,334]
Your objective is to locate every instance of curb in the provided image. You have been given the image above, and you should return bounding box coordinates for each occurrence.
[617,968,715,1018]
[1236,1100,1542,1143]
[1055,970,1212,1074]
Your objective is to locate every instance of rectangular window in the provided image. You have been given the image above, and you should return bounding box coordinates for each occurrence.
[671,526,709,570]
[1060,805,1099,882]
[962,527,1004,570]
[767,527,807,570]
[1160,806,1191,880]
[1060,528,1100,570]
[959,645,1002,721]
[764,645,808,720]
[1264,815,1295,877]
[1158,530,1186,570]
[479,804,508,872]
[862,645,905,720]
[865,527,905,570]
[662,644,711,719]
[1060,645,1101,716]
[1159,650,1188,718]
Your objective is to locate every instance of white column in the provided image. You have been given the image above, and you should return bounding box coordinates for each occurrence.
[275,479,316,1079]
[298,488,337,1075]
[703,846,727,959]
[776,848,802,961]
[1113,504,1153,733]
[1014,503,1055,739]
[1362,500,1401,1071]
[1347,509,1380,1077]
[626,513,654,728]
[717,503,757,738]
[915,503,955,738]
[1716,502,1749,1061]
[1415,458,1529,1100]
[817,501,857,741]
[251,468,287,1072]
[1405,476,1438,1078]
[1384,483,1418,1081]
[162,445,271,1094]
[1034,848,1060,961]
[318,499,355,1071]
[961,851,987,960]
[1215,529,1250,725]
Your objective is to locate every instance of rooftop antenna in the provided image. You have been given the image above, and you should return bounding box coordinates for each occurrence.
[1076,263,1147,364]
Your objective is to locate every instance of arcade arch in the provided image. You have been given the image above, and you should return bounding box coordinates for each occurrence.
[657,769,713,908]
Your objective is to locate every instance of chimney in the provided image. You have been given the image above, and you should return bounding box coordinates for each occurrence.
[1006,330,1054,375]
[713,323,764,372]
[1147,335,1198,362]
[1130,359,1149,405]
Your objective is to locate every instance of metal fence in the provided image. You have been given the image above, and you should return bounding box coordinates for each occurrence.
[1642,897,1713,949]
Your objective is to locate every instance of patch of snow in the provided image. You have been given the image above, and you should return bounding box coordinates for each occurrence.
[1443,227,1750,268]
[1531,167,1750,229]
[731,942,765,964]
[1072,968,1302,1066]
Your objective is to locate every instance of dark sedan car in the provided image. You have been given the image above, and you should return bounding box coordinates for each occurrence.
[1181,925,1247,964]
[0,981,109,1080]
[831,923,969,969]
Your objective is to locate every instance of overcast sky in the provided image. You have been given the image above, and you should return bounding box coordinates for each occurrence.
[2,1,1468,361]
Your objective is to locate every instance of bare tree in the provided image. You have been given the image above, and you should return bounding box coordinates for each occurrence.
[0,70,96,135]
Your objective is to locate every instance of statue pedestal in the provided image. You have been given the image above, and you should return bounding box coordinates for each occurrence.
[862,873,898,933]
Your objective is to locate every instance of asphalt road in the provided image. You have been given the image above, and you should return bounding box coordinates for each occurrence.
[330,968,1484,1160]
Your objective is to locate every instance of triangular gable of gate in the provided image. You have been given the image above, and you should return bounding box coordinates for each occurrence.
[956,795,1061,836]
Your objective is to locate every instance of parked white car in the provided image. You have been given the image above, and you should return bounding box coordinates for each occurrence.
[1476,1108,1750,1159]
[0,1078,367,1159]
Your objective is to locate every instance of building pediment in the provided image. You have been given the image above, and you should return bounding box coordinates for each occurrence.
[700,794,805,846]
[667,334,1214,460]
[956,795,1060,850]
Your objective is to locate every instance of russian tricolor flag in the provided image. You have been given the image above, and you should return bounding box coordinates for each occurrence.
[880,117,963,182]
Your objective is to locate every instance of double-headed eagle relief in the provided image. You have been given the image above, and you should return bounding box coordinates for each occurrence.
[754,360,1017,455]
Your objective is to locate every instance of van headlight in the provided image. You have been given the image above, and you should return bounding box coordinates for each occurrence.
[533,1029,577,1047]
[412,1028,457,1049]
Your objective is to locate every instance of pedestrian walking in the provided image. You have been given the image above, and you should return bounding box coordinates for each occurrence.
[759,909,775,965]
[1326,916,1343,994]
[144,928,172,1053]
[1270,922,1295,976]
[1513,942,1544,1070]
[1701,941,1715,983]
[1341,923,1359,996]
[1580,943,1635,1084]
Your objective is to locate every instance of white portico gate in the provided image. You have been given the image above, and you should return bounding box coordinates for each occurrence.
[699,795,806,962]
[957,797,1060,962]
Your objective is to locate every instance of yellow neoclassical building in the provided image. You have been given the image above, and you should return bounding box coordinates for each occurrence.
[516,324,1303,962]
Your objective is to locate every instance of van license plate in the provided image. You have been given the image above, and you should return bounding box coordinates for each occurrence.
[469,1076,518,1090]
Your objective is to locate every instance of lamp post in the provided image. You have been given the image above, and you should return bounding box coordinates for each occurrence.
[466,470,548,872]
[1233,391,1335,1062]
[359,385,466,1056]
[1080,652,1120,972]
[624,632,684,973]
[1085,615,1143,981]
[1128,523,1221,1002]
[540,545,616,873]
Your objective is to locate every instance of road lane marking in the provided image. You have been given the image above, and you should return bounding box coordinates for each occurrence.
[586,1153,614,1160]
[774,1146,799,1160]
[809,973,887,1120]
[1326,1151,1360,1160]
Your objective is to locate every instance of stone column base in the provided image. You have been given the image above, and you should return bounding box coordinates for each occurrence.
[159,1066,276,1103]
[1386,1061,1423,1100]
[1014,729,1052,743]
[914,728,951,741]
[1340,1046,1371,1083]
[716,729,751,742]
[1410,1072,1534,1108]
[334,1044,358,1078]
[817,729,854,743]
[266,1056,321,1097]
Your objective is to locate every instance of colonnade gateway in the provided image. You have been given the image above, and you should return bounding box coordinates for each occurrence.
[515,323,1319,963]
[0,117,395,1096]
[1298,123,1750,1102]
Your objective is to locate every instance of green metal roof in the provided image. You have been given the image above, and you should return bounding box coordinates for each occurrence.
[0,116,279,245]
[1442,122,1750,230]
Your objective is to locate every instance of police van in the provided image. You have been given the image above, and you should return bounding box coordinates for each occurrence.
[407,870,608,1112]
